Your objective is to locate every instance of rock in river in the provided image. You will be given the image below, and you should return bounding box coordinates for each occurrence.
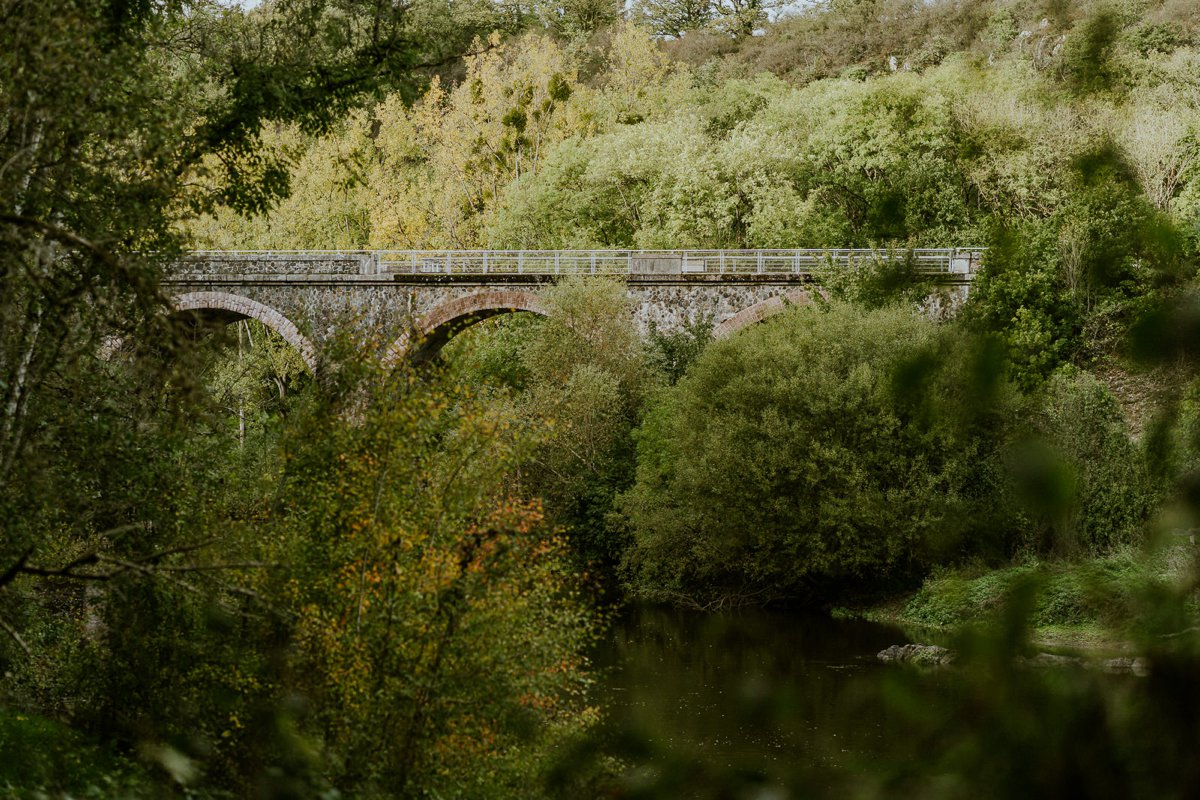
[877,644,956,666]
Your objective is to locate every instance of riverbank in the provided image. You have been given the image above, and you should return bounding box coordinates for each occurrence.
[844,545,1195,654]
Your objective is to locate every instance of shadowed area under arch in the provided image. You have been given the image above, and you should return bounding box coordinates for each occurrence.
[172,291,318,372]
[712,288,826,339]
[385,289,549,365]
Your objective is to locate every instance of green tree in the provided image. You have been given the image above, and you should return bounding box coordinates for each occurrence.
[537,0,624,38]
[620,302,1010,606]
[1011,368,1154,556]
[271,357,602,796]
[0,0,455,597]
[201,320,312,444]
[0,0,498,790]
[517,277,660,564]
[634,0,714,39]
[714,0,775,38]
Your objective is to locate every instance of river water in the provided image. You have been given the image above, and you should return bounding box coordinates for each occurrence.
[593,603,930,789]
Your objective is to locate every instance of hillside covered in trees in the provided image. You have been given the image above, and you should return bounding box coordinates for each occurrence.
[197,0,1200,257]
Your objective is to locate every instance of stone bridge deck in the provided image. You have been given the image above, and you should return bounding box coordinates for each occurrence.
[164,249,982,370]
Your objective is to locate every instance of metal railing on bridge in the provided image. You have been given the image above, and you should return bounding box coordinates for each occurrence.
[183,248,985,277]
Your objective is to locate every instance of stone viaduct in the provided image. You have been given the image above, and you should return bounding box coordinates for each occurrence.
[164,249,982,372]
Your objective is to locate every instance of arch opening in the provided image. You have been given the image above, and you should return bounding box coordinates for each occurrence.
[172,291,318,373]
[385,290,549,365]
[712,288,825,339]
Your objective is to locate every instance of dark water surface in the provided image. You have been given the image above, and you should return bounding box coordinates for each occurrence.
[593,604,928,784]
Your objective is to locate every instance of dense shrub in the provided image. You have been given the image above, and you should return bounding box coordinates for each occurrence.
[1157,371,1200,482]
[619,302,1009,606]
[0,709,155,797]
[264,357,602,797]
[449,278,659,566]
[1012,368,1155,556]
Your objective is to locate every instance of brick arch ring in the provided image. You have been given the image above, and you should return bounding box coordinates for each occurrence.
[712,288,827,339]
[172,291,319,373]
[384,289,549,365]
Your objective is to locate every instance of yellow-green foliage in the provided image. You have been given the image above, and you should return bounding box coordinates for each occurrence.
[190,13,1200,256]
[270,358,601,796]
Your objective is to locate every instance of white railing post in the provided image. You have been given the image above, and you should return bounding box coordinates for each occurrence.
[720,251,725,275]
[590,251,596,274]
[757,250,763,274]
[518,251,524,274]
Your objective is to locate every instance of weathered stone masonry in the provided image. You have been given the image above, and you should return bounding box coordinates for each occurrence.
[166,254,973,370]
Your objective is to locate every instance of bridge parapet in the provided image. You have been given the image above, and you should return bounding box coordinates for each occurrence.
[378,248,984,277]
[179,251,380,276]
[170,248,983,279]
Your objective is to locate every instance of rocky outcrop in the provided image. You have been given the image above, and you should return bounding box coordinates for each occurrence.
[878,644,1150,675]
[1097,656,1150,676]
[877,644,956,666]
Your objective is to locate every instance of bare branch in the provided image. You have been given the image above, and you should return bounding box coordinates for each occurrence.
[0,547,33,591]
[153,561,280,572]
[0,214,123,271]
[12,534,260,584]
[136,536,217,565]
[16,552,104,581]
[95,554,206,596]
[0,615,31,657]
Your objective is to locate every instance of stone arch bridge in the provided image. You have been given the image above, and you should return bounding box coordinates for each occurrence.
[165,249,982,372]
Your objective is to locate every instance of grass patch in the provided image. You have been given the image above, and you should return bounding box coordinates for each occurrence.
[881,549,1185,649]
